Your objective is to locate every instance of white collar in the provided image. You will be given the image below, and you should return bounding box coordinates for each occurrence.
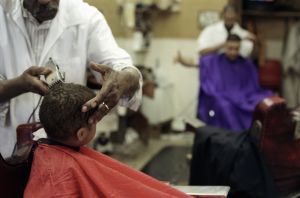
[219,21,241,33]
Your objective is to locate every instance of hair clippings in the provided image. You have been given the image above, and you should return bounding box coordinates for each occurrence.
[45,57,65,88]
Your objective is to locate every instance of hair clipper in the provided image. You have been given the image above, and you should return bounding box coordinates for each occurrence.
[45,57,65,88]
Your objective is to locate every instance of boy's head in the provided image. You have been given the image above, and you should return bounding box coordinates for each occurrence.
[39,83,97,146]
[225,34,241,61]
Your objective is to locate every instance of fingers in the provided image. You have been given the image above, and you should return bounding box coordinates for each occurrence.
[86,102,111,124]
[175,50,184,64]
[90,63,112,76]
[90,103,110,123]
[178,50,181,57]
[82,82,113,112]
[27,66,52,76]
[88,99,118,124]
[40,68,52,76]
[103,90,119,108]
[83,63,122,123]
[82,97,100,113]
[88,110,103,124]
[22,66,50,95]
[83,85,120,124]
[31,77,49,95]
[247,33,256,41]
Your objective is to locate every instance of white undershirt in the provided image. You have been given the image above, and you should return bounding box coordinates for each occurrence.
[21,2,52,65]
[0,5,53,126]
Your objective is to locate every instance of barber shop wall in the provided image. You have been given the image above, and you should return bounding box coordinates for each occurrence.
[84,0,228,127]
[253,20,287,60]
[84,0,228,38]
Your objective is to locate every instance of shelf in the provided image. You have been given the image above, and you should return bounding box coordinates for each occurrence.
[243,10,300,18]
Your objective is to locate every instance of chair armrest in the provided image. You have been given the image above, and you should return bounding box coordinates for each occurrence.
[7,123,43,164]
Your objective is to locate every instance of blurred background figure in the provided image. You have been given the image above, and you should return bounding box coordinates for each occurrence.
[197,34,272,132]
[176,34,273,132]
[198,4,255,58]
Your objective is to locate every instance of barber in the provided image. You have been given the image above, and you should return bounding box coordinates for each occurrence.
[0,0,142,157]
[198,4,255,58]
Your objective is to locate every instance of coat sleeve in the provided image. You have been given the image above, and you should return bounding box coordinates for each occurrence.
[86,8,142,111]
[197,22,227,53]
[232,25,254,58]
[197,27,217,52]
[239,39,253,58]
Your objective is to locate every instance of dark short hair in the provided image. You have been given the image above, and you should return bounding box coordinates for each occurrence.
[227,34,241,42]
[39,83,96,141]
[222,4,238,15]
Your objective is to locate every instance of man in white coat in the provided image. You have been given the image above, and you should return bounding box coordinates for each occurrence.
[198,4,255,58]
[0,0,142,157]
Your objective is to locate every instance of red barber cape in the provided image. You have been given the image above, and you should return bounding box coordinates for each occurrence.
[24,144,190,198]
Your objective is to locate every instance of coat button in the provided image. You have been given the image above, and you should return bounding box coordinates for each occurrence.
[209,110,215,117]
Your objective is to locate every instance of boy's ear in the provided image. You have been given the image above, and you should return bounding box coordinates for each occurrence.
[76,127,89,142]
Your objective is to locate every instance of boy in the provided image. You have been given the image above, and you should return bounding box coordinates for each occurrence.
[24,83,190,197]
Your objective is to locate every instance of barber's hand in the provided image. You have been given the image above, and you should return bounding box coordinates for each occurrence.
[82,63,128,124]
[245,33,256,42]
[20,66,52,95]
[174,51,183,65]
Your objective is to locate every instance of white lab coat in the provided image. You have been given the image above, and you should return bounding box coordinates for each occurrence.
[0,0,142,157]
[197,21,254,58]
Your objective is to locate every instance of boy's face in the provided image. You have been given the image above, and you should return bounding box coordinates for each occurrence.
[225,40,240,60]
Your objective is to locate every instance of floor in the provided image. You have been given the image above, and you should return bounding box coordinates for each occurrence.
[106,130,300,198]
[142,145,192,185]
[111,132,194,185]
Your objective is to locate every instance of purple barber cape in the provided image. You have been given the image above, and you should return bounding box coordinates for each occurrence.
[198,53,273,132]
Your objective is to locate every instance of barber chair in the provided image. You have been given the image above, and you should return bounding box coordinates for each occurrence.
[258,59,282,92]
[252,96,300,193]
[0,123,42,198]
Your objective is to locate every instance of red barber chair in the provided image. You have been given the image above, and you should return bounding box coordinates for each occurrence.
[258,59,282,92]
[252,96,300,193]
[0,123,42,198]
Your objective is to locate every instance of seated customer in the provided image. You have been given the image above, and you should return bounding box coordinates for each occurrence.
[24,83,190,198]
[198,34,272,131]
